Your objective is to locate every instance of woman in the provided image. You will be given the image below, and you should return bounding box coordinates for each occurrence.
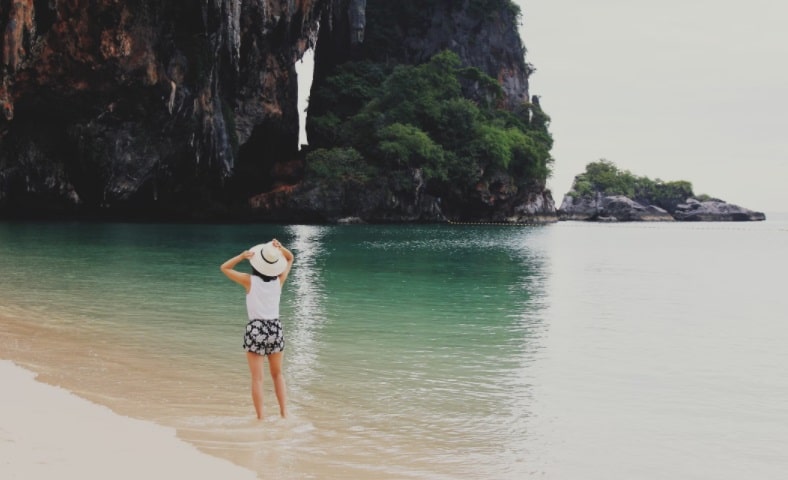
[220,239,294,419]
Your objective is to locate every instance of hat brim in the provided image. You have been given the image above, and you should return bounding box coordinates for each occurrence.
[248,243,287,277]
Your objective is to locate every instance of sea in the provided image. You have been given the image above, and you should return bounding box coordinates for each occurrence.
[1,217,786,479]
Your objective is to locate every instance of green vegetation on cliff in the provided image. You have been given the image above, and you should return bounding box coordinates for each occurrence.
[571,160,695,210]
[305,50,552,203]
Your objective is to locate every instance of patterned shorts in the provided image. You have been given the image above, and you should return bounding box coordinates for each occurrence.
[243,319,285,356]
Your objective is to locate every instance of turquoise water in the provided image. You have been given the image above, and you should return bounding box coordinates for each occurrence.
[1,219,787,479]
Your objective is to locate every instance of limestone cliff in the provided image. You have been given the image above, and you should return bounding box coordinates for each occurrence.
[0,0,553,222]
[0,0,322,217]
[313,0,530,108]
[285,0,555,223]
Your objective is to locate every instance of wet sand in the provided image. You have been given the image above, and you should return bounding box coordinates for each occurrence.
[0,360,256,479]
[0,308,356,480]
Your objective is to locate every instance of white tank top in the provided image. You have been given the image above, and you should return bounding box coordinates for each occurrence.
[246,275,281,320]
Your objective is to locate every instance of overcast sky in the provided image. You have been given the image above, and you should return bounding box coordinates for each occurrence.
[517,0,787,210]
[297,2,787,211]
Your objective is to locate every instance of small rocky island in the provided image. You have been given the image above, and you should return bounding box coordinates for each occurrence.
[559,161,766,222]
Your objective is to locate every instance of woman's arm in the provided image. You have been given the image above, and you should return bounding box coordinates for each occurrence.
[220,251,253,293]
[272,239,295,285]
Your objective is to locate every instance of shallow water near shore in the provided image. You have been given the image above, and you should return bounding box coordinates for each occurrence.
[1,218,787,479]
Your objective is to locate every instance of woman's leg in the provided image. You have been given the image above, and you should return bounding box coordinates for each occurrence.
[246,352,266,419]
[268,352,287,418]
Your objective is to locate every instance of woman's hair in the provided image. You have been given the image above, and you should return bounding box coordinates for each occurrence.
[251,267,279,282]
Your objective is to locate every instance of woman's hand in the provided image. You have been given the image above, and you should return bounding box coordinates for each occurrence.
[269,239,294,284]
[241,250,254,260]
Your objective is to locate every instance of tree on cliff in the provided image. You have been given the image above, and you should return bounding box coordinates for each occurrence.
[304,50,552,210]
[571,160,695,211]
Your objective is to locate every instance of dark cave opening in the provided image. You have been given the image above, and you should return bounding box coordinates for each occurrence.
[232,120,302,200]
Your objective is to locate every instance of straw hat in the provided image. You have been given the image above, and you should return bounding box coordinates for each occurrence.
[248,242,287,277]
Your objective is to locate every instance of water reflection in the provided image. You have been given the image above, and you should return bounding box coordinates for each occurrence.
[305,225,554,478]
[494,227,553,474]
[284,225,330,402]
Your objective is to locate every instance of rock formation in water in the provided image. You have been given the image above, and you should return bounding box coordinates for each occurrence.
[559,193,675,222]
[559,186,766,222]
[558,160,765,222]
[0,0,555,222]
[671,198,766,222]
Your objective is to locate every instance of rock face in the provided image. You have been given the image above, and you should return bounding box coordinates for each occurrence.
[248,169,448,223]
[0,0,324,217]
[0,1,555,222]
[559,194,765,222]
[250,168,556,224]
[559,194,673,222]
[314,0,530,108]
[277,0,556,224]
[673,198,766,221]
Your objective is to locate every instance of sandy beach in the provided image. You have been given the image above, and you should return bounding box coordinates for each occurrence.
[0,360,256,480]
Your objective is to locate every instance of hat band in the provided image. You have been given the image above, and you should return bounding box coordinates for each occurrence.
[261,251,278,264]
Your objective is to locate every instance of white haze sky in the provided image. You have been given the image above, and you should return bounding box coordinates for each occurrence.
[518,0,788,210]
[297,1,788,211]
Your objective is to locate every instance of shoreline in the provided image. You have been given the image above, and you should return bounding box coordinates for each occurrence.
[0,360,257,480]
